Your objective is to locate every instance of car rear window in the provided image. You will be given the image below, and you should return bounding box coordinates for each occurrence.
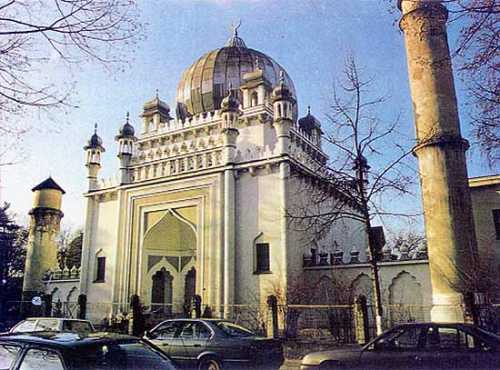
[0,344,20,369]
[215,322,255,337]
[11,320,37,333]
[62,321,93,333]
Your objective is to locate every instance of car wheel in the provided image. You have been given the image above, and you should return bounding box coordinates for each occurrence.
[198,356,222,370]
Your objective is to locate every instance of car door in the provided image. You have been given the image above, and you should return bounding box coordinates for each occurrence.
[148,320,184,359]
[180,322,212,361]
[359,325,428,369]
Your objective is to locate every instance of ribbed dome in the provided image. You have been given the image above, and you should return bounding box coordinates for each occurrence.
[176,34,296,117]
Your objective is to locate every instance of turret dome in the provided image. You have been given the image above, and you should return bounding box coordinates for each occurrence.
[176,29,297,118]
[116,112,135,139]
[84,124,105,152]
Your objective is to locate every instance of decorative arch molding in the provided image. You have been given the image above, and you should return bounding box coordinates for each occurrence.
[143,209,197,255]
[387,270,425,324]
[144,208,197,238]
[349,273,372,304]
[388,270,423,305]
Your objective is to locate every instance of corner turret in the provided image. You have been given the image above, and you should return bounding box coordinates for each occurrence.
[84,124,105,191]
[272,71,296,155]
[116,112,137,184]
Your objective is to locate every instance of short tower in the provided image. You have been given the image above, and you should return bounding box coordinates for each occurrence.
[22,177,65,303]
[115,112,137,184]
[272,71,296,155]
[141,92,172,133]
[84,124,105,191]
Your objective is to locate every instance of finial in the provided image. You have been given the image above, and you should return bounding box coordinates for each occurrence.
[307,105,311,115]
[94,123,98,134]
[126,111,130,124]
[254,57,261,70]
[279,70,285,84]
[231,19,242,37]
[155,89,159,99]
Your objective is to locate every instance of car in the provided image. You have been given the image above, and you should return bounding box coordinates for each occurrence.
[300,322,500,369]
[144,318,284,370]
[8,317,95,336]
[0,331,178,369]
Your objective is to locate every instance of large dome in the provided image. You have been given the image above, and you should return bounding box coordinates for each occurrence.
[176,32,296,118]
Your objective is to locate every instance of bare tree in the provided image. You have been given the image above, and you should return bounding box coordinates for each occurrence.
[446,0,500,166]
[0,0,143,138]
[288,55,419,335]
[388,230,426,257]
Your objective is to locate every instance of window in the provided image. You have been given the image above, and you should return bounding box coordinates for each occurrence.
[492,209,500,240]
[36,318,59,331]
[373,326,424,351]
[255,243,270,273]
[0,344,20,369]
[19,349,64,370]
[11,319,37,333]
[95,256,106,282]
[151,321,182,340]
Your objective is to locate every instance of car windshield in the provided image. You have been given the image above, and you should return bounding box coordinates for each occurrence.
[215,322,255,337]
[71,341,175,370]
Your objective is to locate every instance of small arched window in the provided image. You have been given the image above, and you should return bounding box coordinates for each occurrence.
[251,91,258,107]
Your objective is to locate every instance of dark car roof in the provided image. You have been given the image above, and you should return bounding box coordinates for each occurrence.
[0,331,139,349]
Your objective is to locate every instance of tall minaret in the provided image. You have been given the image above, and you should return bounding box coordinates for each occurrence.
[220,88,240,318]
[22,177,65,301]
[116,112,136,184]
[399,0,479,322]
[84,124,105,191]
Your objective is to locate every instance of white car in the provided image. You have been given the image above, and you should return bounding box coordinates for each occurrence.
[8,317,95,335]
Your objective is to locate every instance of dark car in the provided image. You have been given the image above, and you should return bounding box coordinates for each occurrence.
[301,322,500,369]
[8,317,95,336]
[0,331,177,370]
[144,318,283,370]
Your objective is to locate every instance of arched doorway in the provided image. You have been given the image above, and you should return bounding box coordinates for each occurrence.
[151,268,173,315]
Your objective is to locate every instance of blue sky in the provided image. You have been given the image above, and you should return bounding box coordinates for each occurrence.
[2,0,497,233]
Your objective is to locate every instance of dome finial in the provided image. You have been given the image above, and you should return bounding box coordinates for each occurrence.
[232,19,241,37]
[94,123,98,134]
[307,105,311,115]
[155,89,159,99]
[126,111,130,124]
[226,20,246,48]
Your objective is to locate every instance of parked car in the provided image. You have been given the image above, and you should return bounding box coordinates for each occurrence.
[144,318,284,370]
[0,331,177,369]
[301,322,500,369]
[8,317,95,335]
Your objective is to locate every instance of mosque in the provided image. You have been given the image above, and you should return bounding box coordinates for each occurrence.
[21,27,500,328]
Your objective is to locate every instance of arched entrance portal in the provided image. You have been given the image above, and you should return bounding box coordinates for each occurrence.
[151,268,173,314]
[142,208,198,314]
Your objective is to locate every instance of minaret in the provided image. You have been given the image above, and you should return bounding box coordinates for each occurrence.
[272,71,296,156]
[22,177,65,302]
[115,112,136,184]
[84,124,105,191]
[399,0,479,322]
[220,88,240,318]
